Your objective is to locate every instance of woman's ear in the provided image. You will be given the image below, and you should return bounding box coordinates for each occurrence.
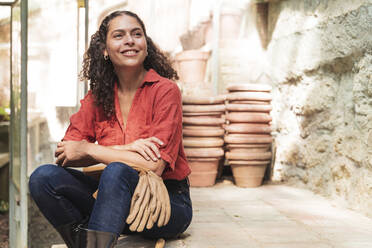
[103,50,109,60]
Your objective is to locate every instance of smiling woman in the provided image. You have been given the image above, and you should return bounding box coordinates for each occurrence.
[28,10,192,248]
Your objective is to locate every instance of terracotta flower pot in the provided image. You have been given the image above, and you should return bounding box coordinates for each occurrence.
[183,137,224,148]
[188,158,219,187]
[175,50,210,83]
[182,95,226,105]
[225,123,271,134]
[183,104,226,113]
[228,146,271,153]
[220,8,243,40]
[188,157,221,162]
[229,100,270,105]
[226,83,272,92]
[183,125,221,130]
[226,151,272,160]
[226,112,272,123]
[226,143,271,149]
[228,160,270,165]
[184,147,224,158]
[183,127,225,137]
[183,116,225,126]
[227,92,272,101]
[224,134,272,144]
[183,111,224,116]
[231,163,268,188]
[226,103,272,112]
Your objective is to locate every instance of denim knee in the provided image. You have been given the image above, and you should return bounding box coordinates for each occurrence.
[29,164,58,199]
[99,162,139,187]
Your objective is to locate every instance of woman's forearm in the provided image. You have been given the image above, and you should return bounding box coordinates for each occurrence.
[85,142,165,174]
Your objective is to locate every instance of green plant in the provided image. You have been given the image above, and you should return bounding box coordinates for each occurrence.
[0,200,9,213]
[0,106,10,121]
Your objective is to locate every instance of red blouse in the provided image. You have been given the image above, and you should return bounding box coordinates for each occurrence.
[63,69,190,180]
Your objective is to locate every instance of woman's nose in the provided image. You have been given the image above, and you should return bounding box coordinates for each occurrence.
[124,34,134,45]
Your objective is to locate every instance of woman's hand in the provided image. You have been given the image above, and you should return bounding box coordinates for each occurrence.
[126,137,164,162]
[55,140,92,167]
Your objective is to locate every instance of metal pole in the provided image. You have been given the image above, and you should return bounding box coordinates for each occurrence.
[84,0,89,95]
[211,0,221,95]
[76,0,81,107]
[0,1,16,6]
[9,3,15,247]
[20,0,28,247]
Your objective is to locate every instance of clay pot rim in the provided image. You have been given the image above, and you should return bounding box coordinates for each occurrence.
[226,123,270,127]
[187,157,221,161]
[183,112,223,116]
[183,125,224,130]
[183,104,226,112]
[226,143,271,148]
[227,92,272,101]
[183,116,225,125]
[183,137,224,140]
[183,137,225,147]
[183,128,225,137]
[228,160,270,165]
[228,100,271,105]
[226,83,272,92]
[225,103,272,112]
[226,112,272,123]
[225,133,272,138]
[227,112,272,116]
[182,95,226,104]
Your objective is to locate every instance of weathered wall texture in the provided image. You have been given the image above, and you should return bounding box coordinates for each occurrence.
[267,0,372,216]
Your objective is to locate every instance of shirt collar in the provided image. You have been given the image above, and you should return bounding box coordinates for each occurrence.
[141,69,161,86]
[114,69,161,93]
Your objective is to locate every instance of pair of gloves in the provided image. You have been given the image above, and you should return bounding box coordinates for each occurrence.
[92,167,171,232]
[126,168,171,232]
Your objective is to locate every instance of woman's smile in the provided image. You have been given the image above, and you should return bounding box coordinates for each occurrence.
[121,49,139,56]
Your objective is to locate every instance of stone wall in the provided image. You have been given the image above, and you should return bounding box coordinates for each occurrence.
[267,0,372,216]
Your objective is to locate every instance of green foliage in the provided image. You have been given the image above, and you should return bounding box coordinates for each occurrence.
[0,200,9,213]
[0,106,10,121]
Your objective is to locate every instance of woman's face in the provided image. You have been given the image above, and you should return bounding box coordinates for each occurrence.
[104,15,147,69]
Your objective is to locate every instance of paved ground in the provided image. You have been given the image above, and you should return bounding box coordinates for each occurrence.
[53,179,372,248]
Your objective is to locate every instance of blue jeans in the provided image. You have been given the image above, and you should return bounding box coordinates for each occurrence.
[29,162,193,238]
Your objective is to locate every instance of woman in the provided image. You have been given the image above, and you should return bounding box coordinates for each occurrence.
[29,10,192,248]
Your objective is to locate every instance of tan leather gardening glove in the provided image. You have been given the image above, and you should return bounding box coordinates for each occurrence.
[91,165,171,232]
[126,167,171,232]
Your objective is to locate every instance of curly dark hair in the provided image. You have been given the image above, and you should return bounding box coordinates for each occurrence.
[80,10,178,118]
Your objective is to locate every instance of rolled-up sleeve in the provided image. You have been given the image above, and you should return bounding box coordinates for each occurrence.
[63,91,96,142]
[149,83,183,171]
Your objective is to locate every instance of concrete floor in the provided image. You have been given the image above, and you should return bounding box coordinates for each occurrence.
[53,179,372,248]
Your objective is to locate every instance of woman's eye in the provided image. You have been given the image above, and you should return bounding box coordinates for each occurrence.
[134,32,142,37]
[114,34,123,38]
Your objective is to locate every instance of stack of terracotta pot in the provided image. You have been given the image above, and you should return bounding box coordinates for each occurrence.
[182,95,226,187]
[224,83,273,188]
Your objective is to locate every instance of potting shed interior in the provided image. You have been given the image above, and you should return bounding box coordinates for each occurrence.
[1,0,372,247]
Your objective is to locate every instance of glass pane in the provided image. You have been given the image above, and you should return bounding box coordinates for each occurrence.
[0,6,11,128]
[10,0,20,190]
[27,0,79,176]
[27,1,82,246]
